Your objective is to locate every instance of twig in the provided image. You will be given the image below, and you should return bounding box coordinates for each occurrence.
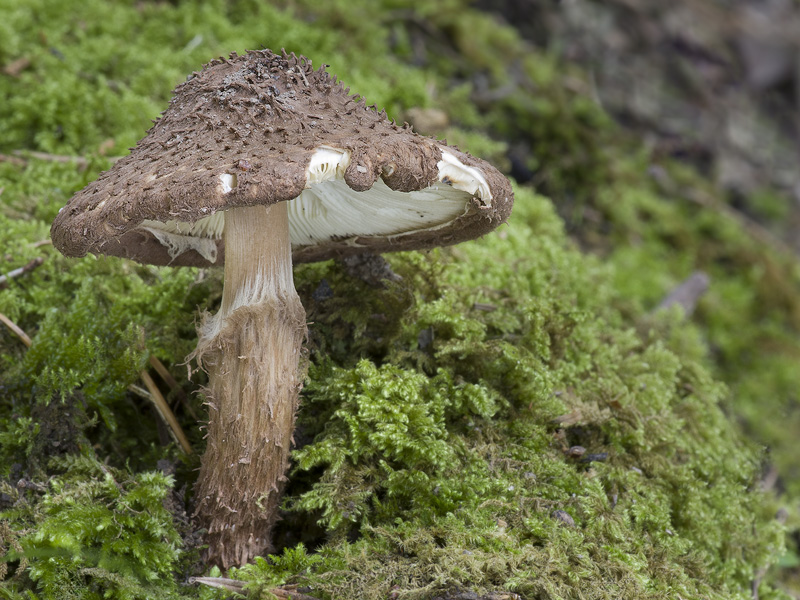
[0,154,26,167]
[97,461,125,494]
[17,479,46,492]
[0,257,45,290]
[472,302,498,312]
[149,355,198,420]
[0,151,92,170]
[190,577,246,593]
[0,150,121,170]
[139,371,193,455]
[269,585,319,600]
[13,150,89,170]
[30,239,52,249]
[656,271,710,317]
[128,384,151,401]
[0,312,32,347]
[752,567,765,600]
[759,464,779,493]
[271,587,319,600]
[190,577,319,599]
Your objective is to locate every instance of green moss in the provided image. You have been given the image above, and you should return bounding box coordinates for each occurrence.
[583,153,800,506]
[291,361,502,534]
[3,455,181,600]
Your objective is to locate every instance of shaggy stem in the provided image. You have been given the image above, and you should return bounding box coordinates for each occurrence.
[194,202,307,568]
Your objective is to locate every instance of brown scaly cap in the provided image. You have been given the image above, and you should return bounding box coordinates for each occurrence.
[51,49,513,266]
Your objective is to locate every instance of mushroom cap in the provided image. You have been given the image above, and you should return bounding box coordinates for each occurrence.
[51,49,513,266]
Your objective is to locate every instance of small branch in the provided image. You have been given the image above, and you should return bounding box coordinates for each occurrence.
[13,150,89,170]
[0,154,27,167]
[759,464,779,492]
[0,312,32,347]
[268,587,319,600]
[190,577,320,599]
[128,384,151,401]
[0,151,104,170]
[149,355,198,420]
[656,271,710,317]
[190,577,246,593]
[97,461,125,494]
[472,302,497,312]
[752,561,770,600]
[16,479,46,493]
[0,257,45,290]
[139,371,193,455]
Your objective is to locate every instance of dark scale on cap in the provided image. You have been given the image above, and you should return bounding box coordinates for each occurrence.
[51,49,513,267]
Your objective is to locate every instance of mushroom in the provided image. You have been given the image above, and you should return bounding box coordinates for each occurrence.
[50,49,514,568]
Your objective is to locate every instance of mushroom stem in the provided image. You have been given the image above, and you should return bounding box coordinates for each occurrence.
[193,202,307,568]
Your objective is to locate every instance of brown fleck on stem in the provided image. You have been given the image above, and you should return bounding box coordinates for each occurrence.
[193,202,307,568]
